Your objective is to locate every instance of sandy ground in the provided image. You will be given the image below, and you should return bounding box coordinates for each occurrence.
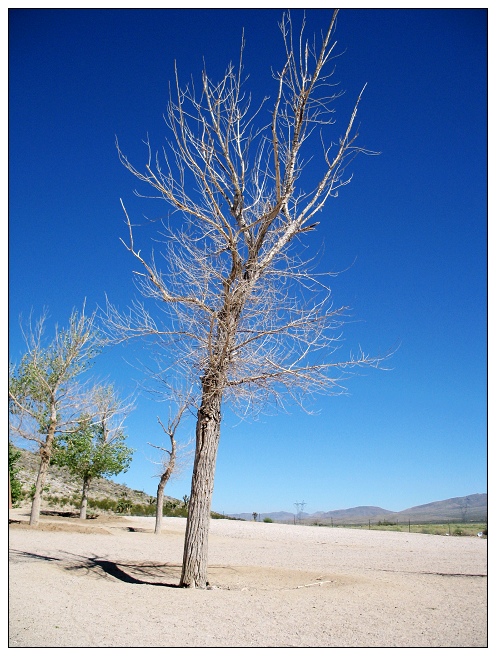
[8,507,487,648]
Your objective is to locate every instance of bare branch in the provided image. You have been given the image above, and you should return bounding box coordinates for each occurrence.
[108,10,389,587]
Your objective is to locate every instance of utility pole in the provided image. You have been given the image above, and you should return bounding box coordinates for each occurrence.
[294,500,307,524]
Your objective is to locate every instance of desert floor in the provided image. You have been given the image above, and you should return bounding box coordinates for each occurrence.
[8,508,487,648]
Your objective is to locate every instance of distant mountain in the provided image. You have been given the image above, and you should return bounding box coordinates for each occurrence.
[392,494,488,523]
[316,506,395,520]
[230,494,487,525]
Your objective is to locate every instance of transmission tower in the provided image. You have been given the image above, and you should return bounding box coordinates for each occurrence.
[294,500,307,523]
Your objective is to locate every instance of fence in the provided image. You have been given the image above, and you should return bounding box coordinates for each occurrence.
[274,516,487,536]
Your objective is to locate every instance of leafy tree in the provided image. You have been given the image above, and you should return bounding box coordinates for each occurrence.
[9,442,23,507]
[106,10,389,587]
[9,308,98,526]
[52,385,134,520]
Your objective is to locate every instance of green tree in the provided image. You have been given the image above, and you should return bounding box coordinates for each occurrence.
[9,308,98,526]
[9,442,23,507]
[52,385,134,520]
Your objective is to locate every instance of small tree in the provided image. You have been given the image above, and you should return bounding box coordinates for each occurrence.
[148,412,190,535]
[9,308,98,526]
[9,442,23,507]
[148,387,193,533]
[52,385,134,519]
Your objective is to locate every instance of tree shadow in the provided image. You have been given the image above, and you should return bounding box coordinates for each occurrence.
[9,548,181,587]
[87,557,181,587]
[10,549,63,563]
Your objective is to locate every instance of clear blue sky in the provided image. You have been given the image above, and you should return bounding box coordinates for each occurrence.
[8,8,487,515]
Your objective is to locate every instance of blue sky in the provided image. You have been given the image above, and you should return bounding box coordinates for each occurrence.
[8,8,487,515]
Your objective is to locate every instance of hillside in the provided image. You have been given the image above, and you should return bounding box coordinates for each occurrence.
[316,506,395,521]
[392,494,488,523]
[11,446,178,511]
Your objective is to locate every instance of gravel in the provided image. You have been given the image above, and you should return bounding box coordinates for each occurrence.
[9,510,487,647]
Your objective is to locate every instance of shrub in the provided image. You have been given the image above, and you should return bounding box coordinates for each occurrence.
[452,526,469,536]
[128,503,156,517]
[9,443,23,506]
[88,497,118,512]
[263,517,273,523]
[28,483,50,500]
[116,498,132,514]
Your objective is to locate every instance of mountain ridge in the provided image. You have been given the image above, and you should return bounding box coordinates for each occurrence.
[230,493,487,524]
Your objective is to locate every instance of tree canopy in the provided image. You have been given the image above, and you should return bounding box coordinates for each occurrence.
[9,307,99,525]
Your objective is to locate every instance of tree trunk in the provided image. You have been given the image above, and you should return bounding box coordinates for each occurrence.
[29,451,50,527]
[30,405,56,527]
[80,477,91,520]
[155,444,175,534]
[155,481,165,535]
[180,387,222,588]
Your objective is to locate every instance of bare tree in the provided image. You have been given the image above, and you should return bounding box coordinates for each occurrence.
[105,10,388,587]
[148,398,193,535]
[9,307,98,526]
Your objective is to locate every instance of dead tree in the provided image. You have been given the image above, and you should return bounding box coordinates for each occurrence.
[105,10,388,587]
[148,399,192,535]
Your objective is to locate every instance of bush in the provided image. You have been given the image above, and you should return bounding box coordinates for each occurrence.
[263,517,273,523]
[28,483,50,500]
[9,443,23,506]
[88,497,118,512]
[128,503,156,517]
[116,498,132,514]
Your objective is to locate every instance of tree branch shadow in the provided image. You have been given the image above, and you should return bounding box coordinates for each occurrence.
[87,557,181,586]
[9,549,181,587]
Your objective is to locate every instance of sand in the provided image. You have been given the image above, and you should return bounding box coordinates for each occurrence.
[8,507,487,648]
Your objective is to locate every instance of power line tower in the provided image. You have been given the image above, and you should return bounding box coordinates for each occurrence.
[294,500,307,524]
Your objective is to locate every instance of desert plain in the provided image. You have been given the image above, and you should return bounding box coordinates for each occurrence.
[8,507,487,648]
